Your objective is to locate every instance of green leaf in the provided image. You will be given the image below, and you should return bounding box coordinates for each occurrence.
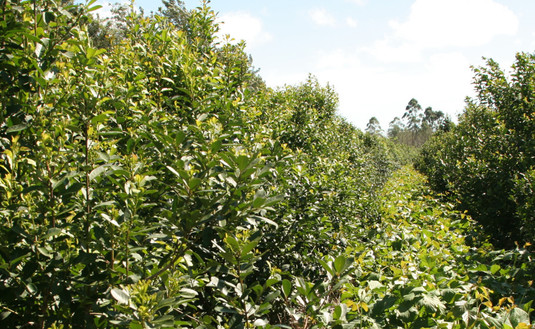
[226,176,237,187]
[166,165,181,179]
[34,42,44,58]
[52,176,67,190]
[188,177,202,191]
[94,201,116,209]
[161,77,174,84]
[522,300,533,313]
[26,283,38,294]
[89,165,108,181]
[179,288,198,298]
[43,228,62,239]
[253,319,268,326]
[248,215,278,227]
[211,139,223,152]
[91,113,109,125]
[224,235,240,254]
[242,237,260,255]
[368,280,383,291]
[236,155,250,171]
[319,258,335,277]
[87,5,103,12]
[111,169,130,178]
[265,278,279,288]
[509,307,530,328]
[333,305,342,320]
[129,322,143,329]
[265,195,283,207]
[264,291,280,303]
[175,130,186,144]
[295,277,309,296]
[282,279,292,298]
[419,293,445,313]
[37,246,52,258]
[334,255,352,275]
[152,315,174,325]
[490,264,501,274]
[220,251,236,265]
[252,196,266,208]
[111,288,130,305]
[86,47,106,59]
[6,124,28,133]
[43,11,55,24]
[23,32,41,44]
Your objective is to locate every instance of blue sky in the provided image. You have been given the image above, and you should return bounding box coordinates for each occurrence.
[93,0,535,130]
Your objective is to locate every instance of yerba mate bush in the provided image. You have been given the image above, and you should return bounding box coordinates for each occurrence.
[416,54,535,248]
[0,1,395,327]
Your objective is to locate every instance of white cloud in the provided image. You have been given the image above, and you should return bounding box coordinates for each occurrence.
[309,8,337,27]
[346,17,358,28]
[345,0,367,5]
[363,38,423,63]
[363,0,519,65]
[217,12,272,49]
[391,0,519,49]
[311,49,404,128]
[263,70,309,89]
[315,49,362,70]
[420,52,473,116]
[308,48,473,129]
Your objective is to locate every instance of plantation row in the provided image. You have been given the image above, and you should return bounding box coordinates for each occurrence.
[0,1,534,328]
[416,53,535,248]
[0,1,402,327]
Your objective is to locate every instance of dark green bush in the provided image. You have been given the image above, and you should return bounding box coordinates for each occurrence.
[416,53,535,247]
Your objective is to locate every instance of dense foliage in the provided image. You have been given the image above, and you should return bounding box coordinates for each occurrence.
[416,54,535,248]
[354,167,534,328]
[1,1,533,328]
[0,1,395,327]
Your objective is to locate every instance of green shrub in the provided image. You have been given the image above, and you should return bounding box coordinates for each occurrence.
[416,53,535,247]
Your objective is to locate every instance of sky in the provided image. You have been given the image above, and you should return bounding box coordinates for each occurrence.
[91,0,535,130]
